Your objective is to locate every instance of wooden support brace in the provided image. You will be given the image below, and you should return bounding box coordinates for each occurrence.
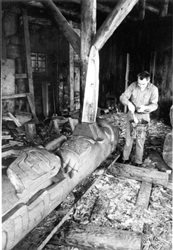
[42,0,80,56]
[91,0,138,51]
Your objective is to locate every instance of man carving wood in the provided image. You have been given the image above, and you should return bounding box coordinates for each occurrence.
[118,71,159,166]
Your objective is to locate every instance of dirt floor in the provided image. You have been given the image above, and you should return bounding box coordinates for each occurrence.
[12,112,172,250]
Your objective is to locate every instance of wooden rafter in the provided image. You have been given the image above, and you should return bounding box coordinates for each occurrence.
[42,0,80,56]
[91,0,139,51]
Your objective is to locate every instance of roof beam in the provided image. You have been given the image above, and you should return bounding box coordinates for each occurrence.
[91,0,139,51]
[42,0,80,56]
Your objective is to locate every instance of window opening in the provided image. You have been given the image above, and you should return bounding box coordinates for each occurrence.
[31,52,46,73]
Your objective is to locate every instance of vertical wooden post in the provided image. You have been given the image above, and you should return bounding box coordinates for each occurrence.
[80,0,96,118]
[69,22,74,112]
[150,51,156,84]
[22,9,37,119]
[124,53,130,113]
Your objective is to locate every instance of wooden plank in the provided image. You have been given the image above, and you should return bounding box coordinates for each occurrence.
[108,163,169,187]
[136,181,152,209]
[81,46,99,123]
[42,0,80,56]
[27,94,37,120]
[8,112,22,127]
[22,9,36,118]
[135,181,152,232]
[2,93,28,99]
[91,0,138,51]
[2,149,21,158]
[80,0,96,110]
[52,224,142,250]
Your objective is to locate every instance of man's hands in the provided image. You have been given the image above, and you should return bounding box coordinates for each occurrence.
[137,105,149,113]
[128,102,135,113]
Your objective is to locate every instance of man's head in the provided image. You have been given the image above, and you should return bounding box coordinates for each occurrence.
[137,71,150,91]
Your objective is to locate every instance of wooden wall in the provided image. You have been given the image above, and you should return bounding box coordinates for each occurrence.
[2,7,70,118]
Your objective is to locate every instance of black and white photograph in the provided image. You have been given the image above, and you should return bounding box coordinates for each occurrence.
[1,0,172,249]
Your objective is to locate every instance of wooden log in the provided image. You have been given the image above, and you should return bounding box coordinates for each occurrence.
[55,224,142,250]
[2,122,119,250]
[91,0,138,51]
[80,0,96,113]
[42,0,80,56]
[108,163,169,187]
[81,46,99,123]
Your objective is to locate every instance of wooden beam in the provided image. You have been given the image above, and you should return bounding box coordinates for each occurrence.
[2,93,28,99]
[42,0,80,56]
[81,46,99,123]
[69,32,75,111]
[23,9,37,118]
[135,181,152,232]
[91,0,138,51]
[108,163,169,187]
[80,0,96,111]
[54,224,142,250]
